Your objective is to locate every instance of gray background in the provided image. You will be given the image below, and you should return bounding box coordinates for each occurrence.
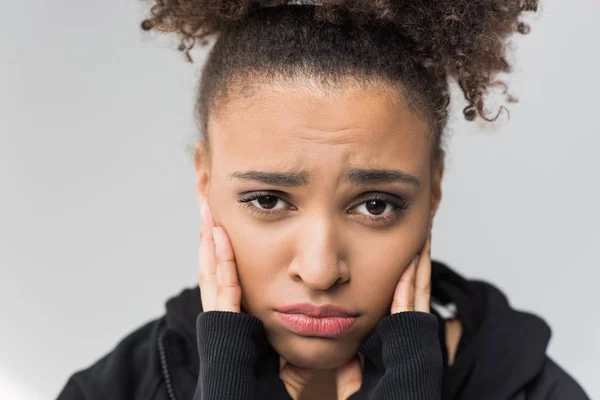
[1,0,598,398]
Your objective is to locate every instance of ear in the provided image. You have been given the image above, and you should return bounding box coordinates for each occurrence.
[429,150,445,230]
[194,140,211,200]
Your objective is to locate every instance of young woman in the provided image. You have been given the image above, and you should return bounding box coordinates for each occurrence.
[57,1,590,399]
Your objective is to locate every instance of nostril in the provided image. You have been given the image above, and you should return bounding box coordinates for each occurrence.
[334,276,347,286]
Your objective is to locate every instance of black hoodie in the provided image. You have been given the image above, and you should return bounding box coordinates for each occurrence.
[56,260,590,400]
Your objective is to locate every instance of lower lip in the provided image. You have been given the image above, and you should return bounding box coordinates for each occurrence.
[275,312,358,337]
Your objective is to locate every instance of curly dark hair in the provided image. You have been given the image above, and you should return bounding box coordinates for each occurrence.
[140,0,539,152]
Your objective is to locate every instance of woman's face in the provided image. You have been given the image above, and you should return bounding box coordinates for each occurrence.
[195,78,443,369]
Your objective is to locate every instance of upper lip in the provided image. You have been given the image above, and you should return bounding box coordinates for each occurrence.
[276,303,359,318]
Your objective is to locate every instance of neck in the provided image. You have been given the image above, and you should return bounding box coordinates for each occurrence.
[299,368,337,400]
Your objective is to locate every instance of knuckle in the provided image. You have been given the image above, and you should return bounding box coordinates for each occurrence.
[418,283,431,294]
[198,271,215,284]
[199,231,213,244]
[198,274,209,286]
[392,300,414,312]
[220,254,235,263]
[216,283,241,295]
[393,300,415,311]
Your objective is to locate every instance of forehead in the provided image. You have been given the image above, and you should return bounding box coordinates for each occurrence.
[208,79,431,174]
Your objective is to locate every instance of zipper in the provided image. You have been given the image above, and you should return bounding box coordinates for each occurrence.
[157,329,178,400]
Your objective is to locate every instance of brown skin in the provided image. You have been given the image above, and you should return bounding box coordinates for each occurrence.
[194,78,458,397]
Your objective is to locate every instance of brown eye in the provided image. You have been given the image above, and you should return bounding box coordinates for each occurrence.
[351,193,410,226]
[355,200,395,217]
[238,191,408,225]
[254,195,279,210]
[364,200,388,216]
[238,192,290,215]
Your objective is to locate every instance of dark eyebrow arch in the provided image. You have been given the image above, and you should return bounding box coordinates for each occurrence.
[230,168,420,187]
[231,170,309,187]
[346,168,420,187]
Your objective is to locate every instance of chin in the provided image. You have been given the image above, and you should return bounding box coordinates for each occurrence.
[273,336,357,370]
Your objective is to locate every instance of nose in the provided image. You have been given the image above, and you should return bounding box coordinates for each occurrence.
[287,218,350,290]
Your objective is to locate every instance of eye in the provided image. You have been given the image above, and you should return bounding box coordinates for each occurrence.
[238,192,293,217]
[351,193,409,226]
[238,191,409,225]
[354,199,395,217]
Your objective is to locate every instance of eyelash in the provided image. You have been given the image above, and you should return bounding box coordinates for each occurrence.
[237,191,409,226]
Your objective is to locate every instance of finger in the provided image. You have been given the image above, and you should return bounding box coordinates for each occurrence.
[279,363,314,400]
[415,233,432,313]
[391,256,417,314]
[213,226,242,312]
[279,356,287,372]
[198,197,217,311]
[335,356,362,400]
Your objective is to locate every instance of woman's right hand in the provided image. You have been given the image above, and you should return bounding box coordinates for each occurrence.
[198,197,314,399]
[198,196,242,313]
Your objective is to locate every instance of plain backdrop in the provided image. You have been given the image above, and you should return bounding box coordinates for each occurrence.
[1,0,598,398]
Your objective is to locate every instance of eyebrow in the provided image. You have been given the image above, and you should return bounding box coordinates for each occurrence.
[230,168,420,187]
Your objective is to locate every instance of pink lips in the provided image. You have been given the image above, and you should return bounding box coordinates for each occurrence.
[275,303,359,337]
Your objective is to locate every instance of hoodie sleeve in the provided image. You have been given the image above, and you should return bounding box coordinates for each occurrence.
[193,311,443,400]
[193,311,292,400]
[349,311,443,400]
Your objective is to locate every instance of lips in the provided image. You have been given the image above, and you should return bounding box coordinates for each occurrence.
[276,303,359,318]
[275,303,359,337]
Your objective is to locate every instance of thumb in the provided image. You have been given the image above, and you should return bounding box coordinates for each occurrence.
[335,355,363,400]
[279,358,314,400]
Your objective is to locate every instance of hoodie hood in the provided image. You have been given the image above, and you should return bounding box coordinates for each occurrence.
[431,261,552,399]
[163,260,551,400]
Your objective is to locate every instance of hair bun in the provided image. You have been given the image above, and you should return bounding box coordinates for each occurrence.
[141,0,539,122]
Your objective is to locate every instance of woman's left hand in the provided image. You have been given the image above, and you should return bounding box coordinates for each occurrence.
[390,231,432,314]
[334,232,433,400]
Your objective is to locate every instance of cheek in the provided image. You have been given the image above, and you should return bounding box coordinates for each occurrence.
[219,222,289,315]
[353,255,408,317]
[348,230,422,314]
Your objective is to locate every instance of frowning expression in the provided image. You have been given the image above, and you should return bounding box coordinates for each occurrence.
[195,78,442,369]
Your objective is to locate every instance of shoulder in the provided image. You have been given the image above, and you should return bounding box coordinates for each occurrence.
[56,317,166,400]
[525,356,591,400]
[430,260,590,399]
